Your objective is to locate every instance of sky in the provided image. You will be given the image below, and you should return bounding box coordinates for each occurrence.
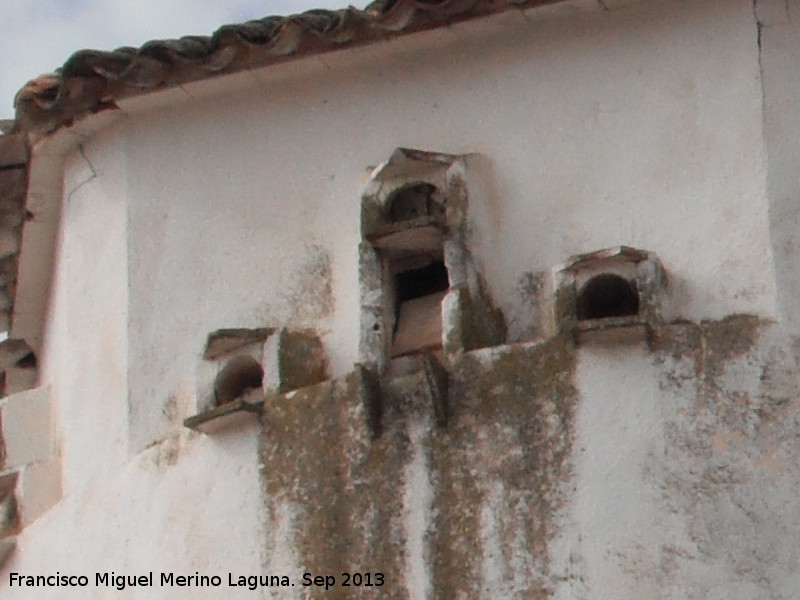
[1,0,370,120]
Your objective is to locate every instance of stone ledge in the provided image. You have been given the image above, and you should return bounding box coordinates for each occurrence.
[184,391,264,434]
[203,327,276,361]
[572,317,649,344]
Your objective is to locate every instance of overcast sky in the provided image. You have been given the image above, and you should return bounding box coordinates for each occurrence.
[1,0,369,120]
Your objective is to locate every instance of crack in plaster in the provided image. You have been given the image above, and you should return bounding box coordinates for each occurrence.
[66,145,97,201]
[753,0,768,153]
[753,0,763,48]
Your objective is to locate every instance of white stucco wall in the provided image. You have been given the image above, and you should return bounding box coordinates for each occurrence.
[3,128,267,598]
[3,0,791,597]
[112,0,775,452]
[760,0,800,333]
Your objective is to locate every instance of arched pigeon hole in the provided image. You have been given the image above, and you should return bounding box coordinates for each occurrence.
[359,148,505,376]
[213,355,264,405]
[387,182,439,223]
[577,273,639,320]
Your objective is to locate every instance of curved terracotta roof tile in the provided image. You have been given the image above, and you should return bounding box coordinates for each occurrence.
[13,0,561,135]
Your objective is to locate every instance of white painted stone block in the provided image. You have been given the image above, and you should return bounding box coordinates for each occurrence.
[4,366,38,396]
[17,457,62,526]
[0,537,15,566]
[1,386,54,466]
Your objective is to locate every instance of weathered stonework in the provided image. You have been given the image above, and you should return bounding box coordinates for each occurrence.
[0,133,33,568]
[359,148,506,375]
[554,246,666,344]
[186,327,329,432]
[0,133,29,347]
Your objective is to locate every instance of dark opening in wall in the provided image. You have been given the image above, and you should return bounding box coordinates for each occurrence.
[213,355,264,405]
[395,259,449,304]
[391,257,449,358]
[387,183,438,223]
[577,274,639,320]
[15,352,36,369]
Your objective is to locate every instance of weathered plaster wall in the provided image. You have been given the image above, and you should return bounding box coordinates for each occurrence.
[4,0,797,598]
[260,339,577,599]
[260,319,800,599]
[119,0,773,444]
[3,128,268,598]
[549,318,800,599]
[47,128,129,493]
[125,122,337,449]
[760,0,800,334]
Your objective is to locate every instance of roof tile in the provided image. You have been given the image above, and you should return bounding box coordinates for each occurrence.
[13,0,562,135]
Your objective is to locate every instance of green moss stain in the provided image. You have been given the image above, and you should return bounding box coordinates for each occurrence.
[256,312,800,598]
[702,314,761,373]
[278,329,328,393]
[458,280,507,352]
[647,317,800,595]
[432,335,578,598]
[260,376,408,599]
[260,335,577,598]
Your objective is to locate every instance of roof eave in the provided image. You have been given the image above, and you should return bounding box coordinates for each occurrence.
[13,0,567,136]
